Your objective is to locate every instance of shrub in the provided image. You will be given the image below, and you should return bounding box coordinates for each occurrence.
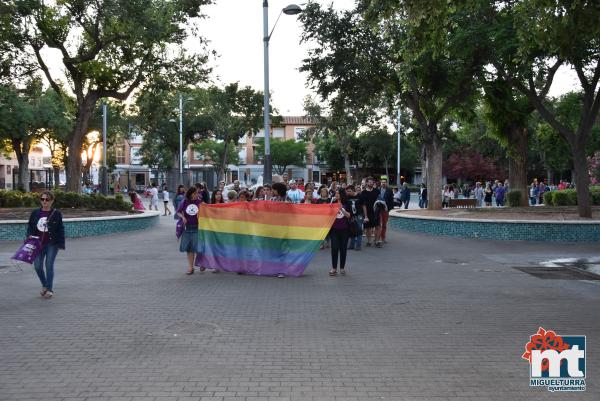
[542,191,554,206]
[552,190,577,206]
[0,189,131,211]
[506,190,522,207]
[590,186,600,206]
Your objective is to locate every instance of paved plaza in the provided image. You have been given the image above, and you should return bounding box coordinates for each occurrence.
[0,216,598,401]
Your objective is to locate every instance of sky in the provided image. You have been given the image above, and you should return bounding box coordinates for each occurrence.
[197,1,578,117]
[40,0,578,117]
[197,0,356,116]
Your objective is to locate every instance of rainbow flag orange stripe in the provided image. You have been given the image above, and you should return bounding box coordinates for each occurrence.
[196,202,339,276]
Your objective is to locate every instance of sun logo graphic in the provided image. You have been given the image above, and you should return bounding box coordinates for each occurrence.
[522,327,586,392]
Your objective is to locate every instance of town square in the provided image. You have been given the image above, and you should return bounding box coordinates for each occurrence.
[1,1,600,400]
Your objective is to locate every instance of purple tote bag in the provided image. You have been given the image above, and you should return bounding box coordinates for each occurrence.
[175,219,184,239]
[12,237,43,264]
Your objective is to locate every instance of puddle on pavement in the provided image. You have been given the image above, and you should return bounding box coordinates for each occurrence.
[515,257,600,280]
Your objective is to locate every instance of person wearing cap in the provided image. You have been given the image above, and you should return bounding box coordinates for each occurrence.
[286,179,305,204]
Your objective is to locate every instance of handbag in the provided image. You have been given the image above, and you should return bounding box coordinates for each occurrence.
[175,218,185,239]
[12,237,43,264]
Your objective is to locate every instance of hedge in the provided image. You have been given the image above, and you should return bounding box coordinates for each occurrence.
[506,190,522,207]
[543,187,600,207]
[0,190,131,211]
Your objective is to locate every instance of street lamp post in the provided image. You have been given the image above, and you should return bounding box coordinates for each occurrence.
[397,107,401,188]
[101,102,108,195]
[262,2,302,185]
[170,94,193,187]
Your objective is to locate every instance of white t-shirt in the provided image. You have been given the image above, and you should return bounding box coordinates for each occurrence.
[163,190,169,202]
[150,187,159,201]
[286,189,305,204]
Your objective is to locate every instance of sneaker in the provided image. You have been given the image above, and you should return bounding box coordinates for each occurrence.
[277,274,285,278]
[375,242,382,248]
[43,291,53,299]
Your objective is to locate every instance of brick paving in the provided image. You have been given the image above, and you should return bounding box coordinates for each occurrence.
[0,215,598,401]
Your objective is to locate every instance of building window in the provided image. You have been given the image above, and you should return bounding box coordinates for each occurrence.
[130,148,142,165]
[135,173,145,186]
[115,146,125,164]
[6,166,11,174]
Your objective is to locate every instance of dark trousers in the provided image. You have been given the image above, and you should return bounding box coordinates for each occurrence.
[330,228,349,270]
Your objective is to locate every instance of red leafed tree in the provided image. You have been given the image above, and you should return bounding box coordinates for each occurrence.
[444,150,507,182]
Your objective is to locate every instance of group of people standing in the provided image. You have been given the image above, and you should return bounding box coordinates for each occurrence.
[165,176,396,278]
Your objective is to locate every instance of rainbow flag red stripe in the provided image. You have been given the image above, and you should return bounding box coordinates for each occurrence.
[197,202,339,276]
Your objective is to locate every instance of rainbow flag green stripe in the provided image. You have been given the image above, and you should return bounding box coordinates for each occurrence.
[196,202,339,276]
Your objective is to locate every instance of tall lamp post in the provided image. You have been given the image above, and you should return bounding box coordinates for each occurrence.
[396,107,401,188]
[170,94,194,186]
[263,2,302,185]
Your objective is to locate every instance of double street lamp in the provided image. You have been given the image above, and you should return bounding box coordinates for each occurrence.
[262,2,302,185]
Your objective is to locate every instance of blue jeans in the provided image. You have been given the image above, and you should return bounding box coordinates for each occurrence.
[349,215,363,249]
[34,244,59,291]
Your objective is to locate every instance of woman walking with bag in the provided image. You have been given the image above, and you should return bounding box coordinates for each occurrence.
[176,187,203,275]
[26,191,65,298]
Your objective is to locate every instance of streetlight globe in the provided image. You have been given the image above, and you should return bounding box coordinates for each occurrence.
[283,4,302,15]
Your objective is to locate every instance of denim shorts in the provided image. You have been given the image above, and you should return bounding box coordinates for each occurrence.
[179,227,198,253]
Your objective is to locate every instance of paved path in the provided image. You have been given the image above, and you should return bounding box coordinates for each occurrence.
[0,215,598,401]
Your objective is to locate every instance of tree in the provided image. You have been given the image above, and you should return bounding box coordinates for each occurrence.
[0,79,69,191]
[358,128,394,176]
[303,97,361,181]
[192,140,240,179]
[254,139,307,175]
[300,1,491,208]
[5,0,213,192]
[199,83,269,182]
[497,1,600,217]
[313,135,346,172]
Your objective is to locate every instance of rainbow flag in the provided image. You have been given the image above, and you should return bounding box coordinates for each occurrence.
[196,201,339,277]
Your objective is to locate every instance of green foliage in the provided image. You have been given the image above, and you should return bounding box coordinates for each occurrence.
[552,190,577,207]
[313,135,346,171]
[135,83,269,182]
[542,191,554,206]
[0,190,130,211]
[254,139,307,175]
[506,190,522,207]
[193,140,240,174]
[542,188,600,207]
[590,187,600,205]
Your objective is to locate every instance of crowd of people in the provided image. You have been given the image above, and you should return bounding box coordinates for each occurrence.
[438,178,575,207]
[21,175,578,298]
[137,175,397,277]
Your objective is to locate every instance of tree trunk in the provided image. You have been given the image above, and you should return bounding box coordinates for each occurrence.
[53,166,61,189]
[12,138,30,192]
[424,134,443,210]
[219,141,229,183]
[384,159,389,180]
[343,153,350,183]
[572,142,592,218]
[16,150,30,192]
[66,94,98,193]
[507,125,529,207]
